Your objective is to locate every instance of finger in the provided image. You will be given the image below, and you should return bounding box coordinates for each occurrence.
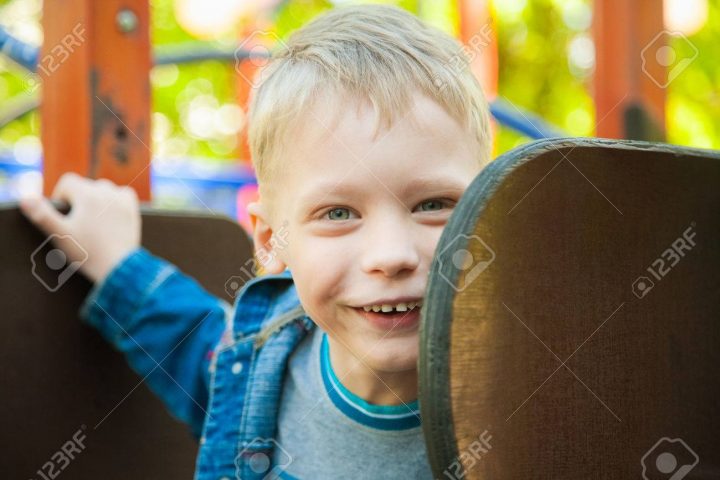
[118,185,139,205]
[51,172,87,204]
[18,195,70,236]
[95,178,114,188]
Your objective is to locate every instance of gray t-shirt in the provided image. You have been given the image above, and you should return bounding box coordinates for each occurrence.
[271,325,433,479]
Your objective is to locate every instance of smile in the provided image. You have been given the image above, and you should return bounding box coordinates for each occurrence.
[361,300,423,313]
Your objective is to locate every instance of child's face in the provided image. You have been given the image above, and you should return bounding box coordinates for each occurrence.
[251,92,482,375]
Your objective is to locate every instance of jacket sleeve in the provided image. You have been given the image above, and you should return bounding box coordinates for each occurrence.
[79,247,230,438]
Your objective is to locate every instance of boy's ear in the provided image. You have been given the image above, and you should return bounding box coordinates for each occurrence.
[246,201,288,275]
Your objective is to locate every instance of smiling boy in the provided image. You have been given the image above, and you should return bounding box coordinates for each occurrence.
[20,4,491,479]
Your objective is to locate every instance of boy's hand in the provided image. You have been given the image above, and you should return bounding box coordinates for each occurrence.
[19,173,141,284]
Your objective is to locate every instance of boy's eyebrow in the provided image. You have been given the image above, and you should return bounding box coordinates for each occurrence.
[296,182,366,213]
[399,176,469,196]
[297,175,468,208]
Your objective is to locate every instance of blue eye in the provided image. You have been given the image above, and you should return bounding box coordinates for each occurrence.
[327,207,351,220]
[417,199,450,212]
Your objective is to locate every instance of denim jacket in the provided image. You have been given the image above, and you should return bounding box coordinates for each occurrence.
[80,247,315,480]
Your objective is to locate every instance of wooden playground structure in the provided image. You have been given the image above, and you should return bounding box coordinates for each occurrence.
[1,0,718,478]
[0,0,670,200]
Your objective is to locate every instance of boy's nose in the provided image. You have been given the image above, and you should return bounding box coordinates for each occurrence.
[359,222,421,277]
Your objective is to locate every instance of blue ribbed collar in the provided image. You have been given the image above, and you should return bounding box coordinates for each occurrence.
[319,332,421,431]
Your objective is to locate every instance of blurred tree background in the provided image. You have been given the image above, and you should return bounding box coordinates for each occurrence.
[0,0,718,172]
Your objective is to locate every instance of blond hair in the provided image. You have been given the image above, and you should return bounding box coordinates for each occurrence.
[248,4,491,199]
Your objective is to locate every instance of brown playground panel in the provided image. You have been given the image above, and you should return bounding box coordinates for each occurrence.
[420,138,720,479]
[0,205,253,479]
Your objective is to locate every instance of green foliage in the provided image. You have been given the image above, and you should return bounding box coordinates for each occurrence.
[494,0,595,154]
[666,1,720,149]
[0,0,718,164]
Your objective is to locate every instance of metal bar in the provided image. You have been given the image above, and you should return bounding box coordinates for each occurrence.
[0,25,38,70]
[155,44,260,66]
[0,94,39,128]
[0,30,264,73]
[490,98,566,139]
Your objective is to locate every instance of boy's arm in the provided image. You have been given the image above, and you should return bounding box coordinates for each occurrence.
[19,173,229,437]
[80,247,228,437]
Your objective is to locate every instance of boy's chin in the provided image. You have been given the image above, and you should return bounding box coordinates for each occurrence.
[361,337,419,373]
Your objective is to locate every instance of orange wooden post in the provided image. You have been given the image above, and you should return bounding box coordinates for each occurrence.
[458,0,497,99]
[457,0,498,155]
[40,0,151,200]
[235,50,253,163]
[593,0,666,141]
[235,24,265,164]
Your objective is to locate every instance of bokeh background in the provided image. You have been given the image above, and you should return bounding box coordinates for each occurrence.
[1,0,718,220]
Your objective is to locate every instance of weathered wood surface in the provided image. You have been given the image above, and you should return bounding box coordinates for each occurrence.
[421,138,720,479]
[0,205,253,478]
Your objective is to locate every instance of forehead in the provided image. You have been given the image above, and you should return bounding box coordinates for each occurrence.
[271,91,481,212]
[283,91,478,173]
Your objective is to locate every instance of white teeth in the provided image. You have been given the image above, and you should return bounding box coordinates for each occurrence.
[361,300,423,313]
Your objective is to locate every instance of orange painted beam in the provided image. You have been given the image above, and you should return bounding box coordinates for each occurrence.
[458,0,497,155]
[235,57,254,164]
[593,0,666,140]
[458,0,497,99]
[235,24,272,165]
[40,0,151,200]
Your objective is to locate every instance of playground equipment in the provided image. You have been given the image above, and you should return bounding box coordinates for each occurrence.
[0,0,671,199]
[0,204,253,478]
[1,0,714,478]
[421,138,720,479]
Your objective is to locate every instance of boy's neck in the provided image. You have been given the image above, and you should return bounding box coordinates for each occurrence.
[326,335,418,406]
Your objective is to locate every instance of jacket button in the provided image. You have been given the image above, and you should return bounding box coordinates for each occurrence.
[232,362,243,374]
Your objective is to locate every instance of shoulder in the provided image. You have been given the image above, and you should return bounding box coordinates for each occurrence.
[229,269,307,339]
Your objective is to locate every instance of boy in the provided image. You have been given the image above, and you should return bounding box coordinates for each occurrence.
[20,4,491,479]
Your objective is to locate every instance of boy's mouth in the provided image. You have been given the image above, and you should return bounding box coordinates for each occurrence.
[360,300,423,313]
[351,299,423,330]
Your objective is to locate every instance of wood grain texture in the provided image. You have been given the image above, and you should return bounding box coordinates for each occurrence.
[420,138,720,479]
[0,205,253,478]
